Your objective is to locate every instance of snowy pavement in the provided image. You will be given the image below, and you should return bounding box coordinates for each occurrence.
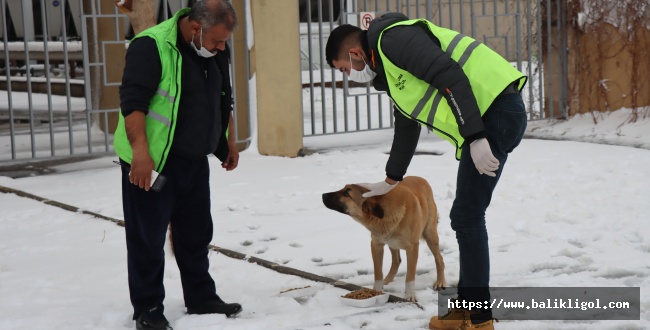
[1,109,649,329]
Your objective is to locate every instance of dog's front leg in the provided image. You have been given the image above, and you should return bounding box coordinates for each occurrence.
[370,238,385,291]
[383,247,401,285]
[404,243,419,302]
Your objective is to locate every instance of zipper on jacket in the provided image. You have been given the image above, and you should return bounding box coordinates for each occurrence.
[158,49,181,173]
[206,59,216,152]
[445,88,465,125]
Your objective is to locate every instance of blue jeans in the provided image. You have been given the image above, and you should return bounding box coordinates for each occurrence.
[451,92,527,309]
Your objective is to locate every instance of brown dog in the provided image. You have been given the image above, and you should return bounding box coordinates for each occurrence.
[322,176,446,302]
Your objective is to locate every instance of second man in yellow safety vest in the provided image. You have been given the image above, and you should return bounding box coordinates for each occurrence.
[326,12,528,330]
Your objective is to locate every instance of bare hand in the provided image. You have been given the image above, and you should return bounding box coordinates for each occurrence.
[221,144,239,171]
[130,148,155,191]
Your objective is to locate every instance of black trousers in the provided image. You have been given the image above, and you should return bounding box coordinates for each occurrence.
[121,154,218,319]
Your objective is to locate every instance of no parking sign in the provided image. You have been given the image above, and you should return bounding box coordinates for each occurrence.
[359,12,375,30]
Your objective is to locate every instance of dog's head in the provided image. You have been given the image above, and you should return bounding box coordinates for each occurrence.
[322,184,385,220]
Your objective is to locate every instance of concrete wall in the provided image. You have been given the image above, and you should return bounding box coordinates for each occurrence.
[251,0,303,157]
[231,0,253,152]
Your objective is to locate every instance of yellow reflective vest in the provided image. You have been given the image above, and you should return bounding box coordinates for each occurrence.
[113,9,188,172]
[376,19,526,159]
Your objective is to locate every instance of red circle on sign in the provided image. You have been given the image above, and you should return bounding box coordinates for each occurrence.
[362,14,373,29]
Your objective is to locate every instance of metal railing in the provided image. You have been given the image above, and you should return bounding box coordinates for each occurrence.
[1,0,85,162]
[0,0,251,163]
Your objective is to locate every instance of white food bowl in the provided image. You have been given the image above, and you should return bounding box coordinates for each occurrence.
[374,293,390,305]
[339,291,390,308]
[339,295,379,308]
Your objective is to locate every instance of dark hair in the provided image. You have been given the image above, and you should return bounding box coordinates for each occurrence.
[189,0,237,31]
[325,24,362,68]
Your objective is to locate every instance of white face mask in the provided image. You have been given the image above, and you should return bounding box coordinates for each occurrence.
[348,53,377,83]
[191,27,217,58]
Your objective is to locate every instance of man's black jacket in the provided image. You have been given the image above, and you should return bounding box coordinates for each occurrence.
[365,13,486,181]
[119,18,233,163]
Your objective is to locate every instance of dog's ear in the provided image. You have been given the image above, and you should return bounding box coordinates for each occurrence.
[362,198,384,219]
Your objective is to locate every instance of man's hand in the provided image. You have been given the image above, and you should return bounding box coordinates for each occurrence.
[222,114,239,171]
[469,138,499,177]
[130,147,155,191]
[124,111,154,190]
[358,180,399,198]
[221,143,239,171]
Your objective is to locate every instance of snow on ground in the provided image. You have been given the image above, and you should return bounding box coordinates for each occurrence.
[526,107,650,149]
[1,107,649,329]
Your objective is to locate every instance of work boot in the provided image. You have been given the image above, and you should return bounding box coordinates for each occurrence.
[431,308,498,330]
[135,308,172,330]
[429,307,469,330]
[186,297,242,317]
[461,317,496,329]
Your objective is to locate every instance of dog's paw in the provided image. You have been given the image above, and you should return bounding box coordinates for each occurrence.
[433,278,447,291]
[404,291,418,302]
[373,280,384,291]
[404,281,417,302]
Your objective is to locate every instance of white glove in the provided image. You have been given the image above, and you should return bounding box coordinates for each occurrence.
[358,181,398,198]
[469,138,500,177]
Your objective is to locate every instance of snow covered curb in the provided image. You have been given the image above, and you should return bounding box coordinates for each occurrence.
[525,108,650,150]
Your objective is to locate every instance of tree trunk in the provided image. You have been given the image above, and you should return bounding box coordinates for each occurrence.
[115,0,156,35]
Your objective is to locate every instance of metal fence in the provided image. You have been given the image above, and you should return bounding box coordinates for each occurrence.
[0,0,250,163]
[301,0,567,137]
[1,0,567,162]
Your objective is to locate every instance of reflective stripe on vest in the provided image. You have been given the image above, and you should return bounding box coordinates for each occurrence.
[145,88,175,127]
[411,34,481,127]
[375,18,526,159]
[112,9,186,172]
[146,111,171,128]
[156,87,176,104]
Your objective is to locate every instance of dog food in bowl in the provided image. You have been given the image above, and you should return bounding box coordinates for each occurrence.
[339,288,388,307]
[343,288,384,299]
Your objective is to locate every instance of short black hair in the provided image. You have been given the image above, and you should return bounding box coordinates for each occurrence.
[325,24,363,68]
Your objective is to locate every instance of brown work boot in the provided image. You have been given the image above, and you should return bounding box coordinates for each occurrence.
[429,307,469,330]
[462,318,496,329]
[430,309,498,330]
